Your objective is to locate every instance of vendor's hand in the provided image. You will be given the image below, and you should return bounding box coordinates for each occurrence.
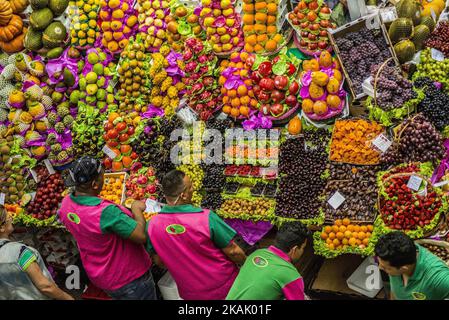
[131,200,146,213]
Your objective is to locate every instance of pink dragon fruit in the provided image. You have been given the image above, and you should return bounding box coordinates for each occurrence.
[185,61,197,73]
[183,49,193,62]
[199,91,211,101]
[137,175,148,185]
[200,110,213,120]
[145,184,156,194]
[206,100,215,108]
[192,83,203,93]
[198,55,208,64]
[200,66,209,74]
[196,103,205,111]
[191,73,200,81]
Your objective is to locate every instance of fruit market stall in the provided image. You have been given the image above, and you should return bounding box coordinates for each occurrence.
[2,0,449,300]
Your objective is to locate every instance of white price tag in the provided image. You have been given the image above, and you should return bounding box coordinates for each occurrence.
[30,192,36,201]
[216,112,229,121]
[372,134,392,153]
[431,8,437,21]
[145,199,162,213]
[102,145,117,159]
[407,175,423,191]
[44,159,56,175]
[29,169,39,183]
[0,193,5,205]
[328,191,346,210]
[431,48,445,62]
[433,180,449,188]
[380,7,398,23]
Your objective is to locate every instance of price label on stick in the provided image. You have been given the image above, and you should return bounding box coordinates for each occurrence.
[102,145,117,159]
[328,191,346,210]
[29,169,38,183]
[380,7,398,23]
[44,159,55,175]
[372,134,392,153]
[431,48,445,62]
[30,192,36,201]
[433,180,449,188]
[0,193,5,205]
[407,175,423,191]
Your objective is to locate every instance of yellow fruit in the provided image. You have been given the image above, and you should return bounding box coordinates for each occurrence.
[112,9,124,19]
[108,0,120,9]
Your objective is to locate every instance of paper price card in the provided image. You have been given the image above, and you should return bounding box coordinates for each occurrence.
[29,169,39,183]
[102,145,117,159]
[407,175,423,191]
[44,159,56,175]
[431,48,445,62]
[328,191,346,210]
[0,193,5,205]
[372,133,392,153]
[380,7,398,23]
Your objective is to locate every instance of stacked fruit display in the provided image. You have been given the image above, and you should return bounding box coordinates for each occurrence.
[199,0,244,55]
[69,0,100,49]
[242,0,284,54]
[415,48,449,92]
[26,172,65,221]
[125,167,158,200]
[177,164,204,206]
[102,112,138,171]
[300,52,346,121]
[116,35,151,117]
[166,2,204,52]
[0,0,27,53]
[288,0,335,53]
[219,51,257,119]
[425,21,449,58]
[99,0,138,54]
[25,0,69,53]
[319,220,374,250]
[99,173,125,204]
[181,37,221,120]
[137,0,171,51]
[251,51,300,119]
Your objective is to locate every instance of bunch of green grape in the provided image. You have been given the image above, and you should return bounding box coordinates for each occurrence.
[415,48,449,91]
[177,164,205,206]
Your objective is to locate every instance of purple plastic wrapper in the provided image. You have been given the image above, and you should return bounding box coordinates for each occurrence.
[224,218,273,246]
[22,81,37,91]
[142,105,164,118]
[431,139,449,185]
[9,101,25,109]
[242,113,273,130]
[434,82,442,90]
[46,47,80,89]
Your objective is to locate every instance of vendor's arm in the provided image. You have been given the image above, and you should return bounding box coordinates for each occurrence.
[100,201,147,244]
[209,211,247,265]
[145,221,166,269]
[19,249,74,300]
[282,277,305,300]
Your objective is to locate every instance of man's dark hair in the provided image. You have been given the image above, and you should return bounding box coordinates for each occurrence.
[375,232,417,268]
[274,221,311,253]
[162,170,186,197]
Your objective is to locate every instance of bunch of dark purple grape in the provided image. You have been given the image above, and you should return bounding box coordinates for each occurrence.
[201,193,223,211]
[382,113,446,164]
[205,117,233,133]
[202,164,225,190]
[415,77,449,131]
[370,62,416,110]
[335,27,391,95]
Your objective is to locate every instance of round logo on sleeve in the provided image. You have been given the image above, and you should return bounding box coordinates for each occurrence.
[67,212,80,224]
[411,292,426,300]
[252,256,268,267]
[166,224,186,235]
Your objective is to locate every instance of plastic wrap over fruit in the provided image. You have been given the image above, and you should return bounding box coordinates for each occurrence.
[142,105,165,118]
[242,113,273,130]
[431,139,449,185]
[165,51,185,78]
[46,47,80,90]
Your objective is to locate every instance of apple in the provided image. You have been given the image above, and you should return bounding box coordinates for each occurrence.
[289,12,296,20]
[301,31,309,38]
[259,78,275,91]
[288,81,300,95]
[300,39,308,47]
[311,23,320,31]
[271,90,285,103]
[261,104,271,116]
[309,42,318,50]
[258,91,271,102]
[320,6,331,14]
[297,12,305,20]
[319,30,328,37]
[320,20,329,28]
[294,6,299,13]
[258,61,273,77]
[274,75,289,90]
[308,1,319,10]
[292,18,300,25]
[318,41,328,49]
[252,72,262,84]
[270,103,284,116]
[300,21,309,29]
[253,84,261,95]
[285,95,297,107]
[308,33,317,41]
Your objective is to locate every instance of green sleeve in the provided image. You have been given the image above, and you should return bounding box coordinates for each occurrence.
[100,204,138,239]
[209,211,237,249]
[145,220,156,254]
[18,247,37,272]
[430,269,449,299]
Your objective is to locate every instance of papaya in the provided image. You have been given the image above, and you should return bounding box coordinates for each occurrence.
[313,100,328,115]
[309,83,325,99]
[319,51,332,67]
[302,98,314,113]
[332,69,342,82]
[302,59,319,72]
[311,71,329,86]
[326,95,341,109]
[327,78,340,94]
[287,116,302,135]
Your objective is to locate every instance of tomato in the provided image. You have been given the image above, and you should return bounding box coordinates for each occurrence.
[127,126,135,136]
[120,144,131,154]
[107,129,119,140]
[119,133,129,142]
[107,140,119,148]
[116,122,127,132]
[104,158,112,168]
[130,152,138,160]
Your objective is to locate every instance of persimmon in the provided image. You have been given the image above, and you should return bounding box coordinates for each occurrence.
[239,106,250,116]
[230,108,240,118]
[265,39,277,51]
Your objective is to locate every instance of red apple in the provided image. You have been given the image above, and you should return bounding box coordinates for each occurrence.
[285,95,298,107]
[271,90,285,103]
[309,42,318,50]
[301,31,309,38]
[292,18,299,25]
[259,78,275,91]
[253,84,261,95]
[288,81,300,95]
[300,39,308,47]
[318,41,328,49]
[308,33,317,41]
[319,30,328,37]
[311,23,320,31]
[274,75,289,90]
[300,21,310,29]
[320,6,331,14]
[251,72,261,84]
[258,91,271,102]
[297,12,305,20]
[308,1,319,10]
[270,103,285,116]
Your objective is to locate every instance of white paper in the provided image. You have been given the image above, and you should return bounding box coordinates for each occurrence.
[431,8,437,22]
[102,145,117,159]
[380,7,398,23]
[0,193,5,205]
[372,133,392,153]
[44,159,56,175]
[328,191,346,210]
[30,192,36,201]
[433,180,449,188]
[29,169,39,183]
[216,112,229,121]
[407,175,423,191]
[145,199,162,213]
[431,48,445,62]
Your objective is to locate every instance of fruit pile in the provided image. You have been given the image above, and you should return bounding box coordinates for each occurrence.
[125,167,158,200]
[334,27,392,96]
[69,0,100,48]
[166,2,204,52]
[200,0,244,55]
[330,119,382,165]
[137,0,171,51]
[99,173,125,204]
[177,164,204,206]
[224,165,260,177]
[381,114,446,165]
[26,172,65,221]
[99,0,138,54]
[220,51,257,119]
[201,192,223,211]
[288,0,335,53]
[0,0,26,54]
[319,219,374,251]
[102,112,138,171]
[116,35,151,117]
[252,52,301,119]
[379,166,443,234]
[420,242,449,263]
[219,198,274,218]
[25,0,68,53]
[425,21,449,58]
[242,0,284,54]
[202,164,225,189]
[300,52,345,121]
[415,48,449,91]
[181,37,221,120]
[415,77,449,132]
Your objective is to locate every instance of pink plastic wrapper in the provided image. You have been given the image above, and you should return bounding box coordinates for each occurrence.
[142,105,164,118]
[45,47,79,90]
[431,139,449,186]
[242,113,273,130]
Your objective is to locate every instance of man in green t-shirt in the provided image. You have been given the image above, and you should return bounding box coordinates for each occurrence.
[375,231,449,300]
[226,221,311,300]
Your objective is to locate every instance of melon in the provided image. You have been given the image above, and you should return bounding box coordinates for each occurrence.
[42,21,67,48]
[30,8,54,30]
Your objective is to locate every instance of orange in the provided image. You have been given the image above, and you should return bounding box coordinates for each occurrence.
[273,33,283,43]
[230,108,240,118]
[328,232,336,240]
[240,69,249,78]
[255,2,267,11]
[267,26,277,34]
[228,89,237,98]
[324,226,332,234]
[229,62,236,68]
[335,219,342,226]
[267,15,276,25]
[244,43,254,53]
[360,226,368,233]
[366,232,371,238]
[218,76,226,85]
[239,106,250,117]
[220,60,230,68]
[332,225,339,233]
[222,96,230,104]
[223,105,231,114]
[236,62,244,69]
[267,3,277,13]
[243,25,254,34]
[108,112,120,123]
[342,238,349,245]
[348,238,357,246]
[255,12,267,23]
[344,231,352,239]
[321,232,328,240]
[336,232,344,240]
[265,39,277,51]
[243,3,254,13]
[358,231,366,239]
[363,238,369,246]
[326,239,333,245]
[342,218,351,226]
[353,225,360,233]
[231,97,241,108]
[254,44,264,52]
[243,14,254,25]
[356,239,362,246]
[347,225,354,232]
[257,34,268,43]
[332,239,340,246]
[254,24,266,34]
[250,99,258,107]
[339,225,347,233]
[221,87,228,95]
[327,243,335,250]
[240,96,250,105]
[367,225,374,232]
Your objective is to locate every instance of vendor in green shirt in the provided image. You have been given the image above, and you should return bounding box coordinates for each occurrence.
[375,231,449,300]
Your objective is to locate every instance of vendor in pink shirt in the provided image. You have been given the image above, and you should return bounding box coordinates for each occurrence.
[146,169,247,300]
[58,156,154,300]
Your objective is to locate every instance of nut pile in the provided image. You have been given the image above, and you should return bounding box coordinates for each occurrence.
[421,243,449,262]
